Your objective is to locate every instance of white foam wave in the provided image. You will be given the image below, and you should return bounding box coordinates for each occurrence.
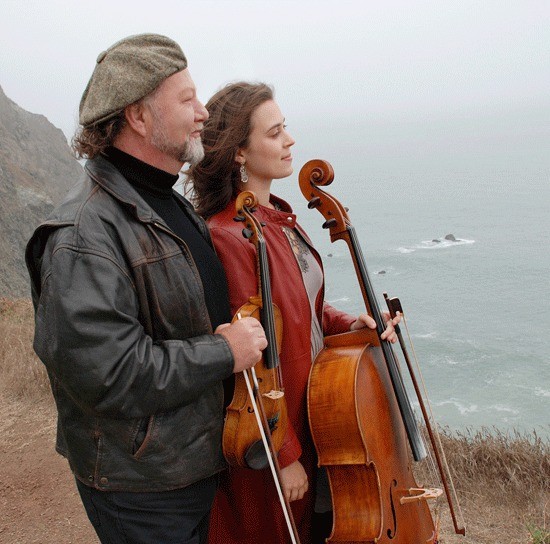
[418,238,475,250]
[442,356,463,366]
[489,404,520,415]
[413,331,438,339]
[327,297,350,304]
[396,237,475,253]
[534,387,550,398]
[436,399,479,415]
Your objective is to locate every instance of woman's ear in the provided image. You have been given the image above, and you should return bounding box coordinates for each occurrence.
[235,148,246,166]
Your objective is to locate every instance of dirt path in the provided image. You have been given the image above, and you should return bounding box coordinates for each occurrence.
[0,392,544,544]
[0,396,98,544]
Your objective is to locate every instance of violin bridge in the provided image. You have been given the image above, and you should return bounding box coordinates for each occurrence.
[262,390,285,400]
[400,487,443,505]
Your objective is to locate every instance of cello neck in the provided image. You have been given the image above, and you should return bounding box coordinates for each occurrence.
[347,223,427,461]
[298,159,427,461]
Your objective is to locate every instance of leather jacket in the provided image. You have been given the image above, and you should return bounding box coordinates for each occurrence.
[25,156,234,492]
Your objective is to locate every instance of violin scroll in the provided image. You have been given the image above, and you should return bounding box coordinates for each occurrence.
[236,190,258,213]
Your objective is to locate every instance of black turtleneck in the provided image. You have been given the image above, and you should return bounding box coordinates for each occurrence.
[104,147,231,330]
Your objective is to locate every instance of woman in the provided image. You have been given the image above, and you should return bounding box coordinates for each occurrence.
[188,82,399,544]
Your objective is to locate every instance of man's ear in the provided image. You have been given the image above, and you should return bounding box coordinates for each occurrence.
[124,102,148,137]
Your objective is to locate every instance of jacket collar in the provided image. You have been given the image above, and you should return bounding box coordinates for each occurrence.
[85,155,158,223]
[85,155,208,238]
[254,194,297,229]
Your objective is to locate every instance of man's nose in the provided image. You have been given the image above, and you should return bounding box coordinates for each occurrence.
[196,100,209,121]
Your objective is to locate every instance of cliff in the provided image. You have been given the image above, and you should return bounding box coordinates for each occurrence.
[0,85,82,297]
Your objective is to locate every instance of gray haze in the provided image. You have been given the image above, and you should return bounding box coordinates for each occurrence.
[1,0,549,174]
[1,1,549,434]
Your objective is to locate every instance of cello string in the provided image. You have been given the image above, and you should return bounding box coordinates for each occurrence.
[401,313,465,528]
[382,289,462,529]
[399,311,448,517]
[349,225,428,460]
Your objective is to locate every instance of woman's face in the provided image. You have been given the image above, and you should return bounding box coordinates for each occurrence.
[237,100,295,185]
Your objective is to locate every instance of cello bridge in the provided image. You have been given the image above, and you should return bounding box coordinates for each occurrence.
[400,487,443,505]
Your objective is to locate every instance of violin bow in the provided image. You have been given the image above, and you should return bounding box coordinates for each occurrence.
[235,192,301,544]
[237,351,300,544]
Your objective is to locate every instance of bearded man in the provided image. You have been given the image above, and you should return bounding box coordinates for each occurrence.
[25,34,266,544]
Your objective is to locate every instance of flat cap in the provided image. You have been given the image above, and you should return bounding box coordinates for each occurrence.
[79,33,187,127]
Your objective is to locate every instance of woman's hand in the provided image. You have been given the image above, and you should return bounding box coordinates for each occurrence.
[280,460,308,502]
[350,311,401,343]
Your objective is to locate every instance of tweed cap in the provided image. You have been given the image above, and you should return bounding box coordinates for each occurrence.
[79,33,187,127]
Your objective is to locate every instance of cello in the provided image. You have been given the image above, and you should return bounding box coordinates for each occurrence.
[221,190,301,544]
[299,160,465,543]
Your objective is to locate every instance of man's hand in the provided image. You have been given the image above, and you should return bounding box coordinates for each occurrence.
[215,317,267,373]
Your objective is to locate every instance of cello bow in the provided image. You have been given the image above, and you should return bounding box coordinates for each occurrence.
[384,294,466,535]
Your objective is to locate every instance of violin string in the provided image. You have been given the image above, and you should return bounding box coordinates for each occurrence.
[243,366,298,544]
[235,200,300,542]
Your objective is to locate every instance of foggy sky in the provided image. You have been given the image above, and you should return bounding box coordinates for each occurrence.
[1,0,548,168]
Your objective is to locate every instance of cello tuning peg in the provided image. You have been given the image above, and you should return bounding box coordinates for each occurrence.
[233,215,246,222]
[322,219,337,229]
[242,228,253,239]
[308,197,321,209]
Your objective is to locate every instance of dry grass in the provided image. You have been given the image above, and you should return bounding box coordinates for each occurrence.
[1,297,549,543]
[0,297,50,399]
[427,427,550,543]
[439,426,549,500]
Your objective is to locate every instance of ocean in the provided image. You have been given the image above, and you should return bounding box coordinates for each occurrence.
[274,115,550,439]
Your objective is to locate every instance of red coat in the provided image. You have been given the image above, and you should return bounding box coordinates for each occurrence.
[207,195,354,543]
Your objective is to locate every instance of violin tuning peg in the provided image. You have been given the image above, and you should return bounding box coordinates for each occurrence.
[344,207,349,212]
[260,222,266,227]
[322,219,337,229]
[308,197,321,209]
[233,215,246,222]
[242,228,253,239]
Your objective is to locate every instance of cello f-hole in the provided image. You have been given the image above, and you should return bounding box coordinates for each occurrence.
[388,479,398,539]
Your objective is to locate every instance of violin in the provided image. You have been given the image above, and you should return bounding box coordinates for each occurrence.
[221,191,301,544]
[299,160,465,543]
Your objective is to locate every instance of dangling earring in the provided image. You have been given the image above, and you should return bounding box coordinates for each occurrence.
[240,164,248,184]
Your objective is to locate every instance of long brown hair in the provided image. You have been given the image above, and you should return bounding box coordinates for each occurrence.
[188,82,273,219]
[71,112,127,159]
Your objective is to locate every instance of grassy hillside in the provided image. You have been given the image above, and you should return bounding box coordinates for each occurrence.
[1,297,548,543]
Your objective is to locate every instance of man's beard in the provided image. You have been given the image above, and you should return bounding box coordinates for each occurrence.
[150,127,205,166]
[148,103,205,166]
